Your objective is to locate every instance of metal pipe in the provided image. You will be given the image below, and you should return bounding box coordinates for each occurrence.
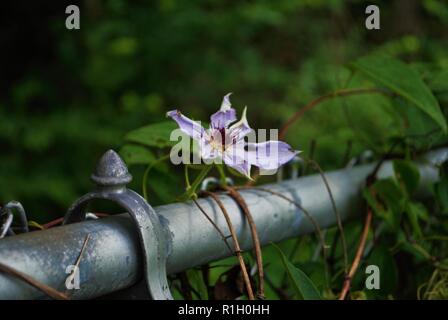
[0,148,446,299]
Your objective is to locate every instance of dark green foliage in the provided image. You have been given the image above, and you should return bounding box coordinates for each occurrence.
[351,55,447,132]
[272,243,321,300]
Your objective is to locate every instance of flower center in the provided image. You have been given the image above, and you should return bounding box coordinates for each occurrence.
[208,128,232,153]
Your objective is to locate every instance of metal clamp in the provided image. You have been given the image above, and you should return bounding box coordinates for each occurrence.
[63,150,173,300]
[0,201,28,238]
[200,176,233,191]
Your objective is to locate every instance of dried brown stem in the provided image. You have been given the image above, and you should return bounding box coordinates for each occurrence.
[338,142,398,299]
[223,186,265,299]
[236,186,330,286]
[307,159,349,275]
[0,262,69,300]
[203,191,255,300]
[64,234,90,297]
[247,88,389,186]
[42,217,64,229]
[338,207,373,300]
[192,199,234,254]
[279,87,389,139]
[74,235,90,270]
[236,186,327,257]
[303,139,317,175]
[42,213,109,229]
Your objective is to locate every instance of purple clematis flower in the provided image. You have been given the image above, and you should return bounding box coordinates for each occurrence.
[167,93,299,178]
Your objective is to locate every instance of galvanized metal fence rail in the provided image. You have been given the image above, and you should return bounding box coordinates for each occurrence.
[0,148,446,299]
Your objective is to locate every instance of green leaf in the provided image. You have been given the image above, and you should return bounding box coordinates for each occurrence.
[149,168,182,203]
[350,291,367,300]
[394,99,441,139]
[272,243,321,300]
[119,144,156,166]
[400,241,432,262]
[393,159,420,195]
[406,202,425,239]
[366,244,398,296]
[428,69,448,93]
[434,162,448,214]
[369,178,404,230]
[298,261,328,291]
[435,180,448,214]
[351,55,447,132]
[362,187,383,215]
[411,201,429,222]
[124,121,178,148]
[374,178,405,213]
[186,269,209,300]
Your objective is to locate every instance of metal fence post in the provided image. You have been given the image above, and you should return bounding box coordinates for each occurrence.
[63,150,172,300]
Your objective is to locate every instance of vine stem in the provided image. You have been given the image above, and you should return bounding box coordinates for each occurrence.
[279,87,390,139]
[338,208,372,300]
[203,191,255,300]
[236,186,330,287]
[41,213,108,229]
[216,164,228,187]
[307,158,349,276]
[65,234,90,294]
[247,87,389,186]
[0,262,69,300]
[338,141,399,299]
[184,165,191,190]
[192,199,234,254]
[181,166,212,200]
[223,186,265,299]
[142,154,170,200]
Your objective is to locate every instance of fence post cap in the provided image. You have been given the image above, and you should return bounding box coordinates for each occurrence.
[91,149,132,187]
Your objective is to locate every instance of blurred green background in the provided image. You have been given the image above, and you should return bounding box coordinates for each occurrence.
[1,0,447,220]
[1,0,448,301]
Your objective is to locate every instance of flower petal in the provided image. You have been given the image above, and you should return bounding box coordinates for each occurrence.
[228,106,252,141]
[224,154,251,178]
[246,141,299,170]
[223,142,252,178]
[210,110,236,130]
[167,110,204,140]
[229,160,251,179]
[220,92,233,111]
[210,93,237,129]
